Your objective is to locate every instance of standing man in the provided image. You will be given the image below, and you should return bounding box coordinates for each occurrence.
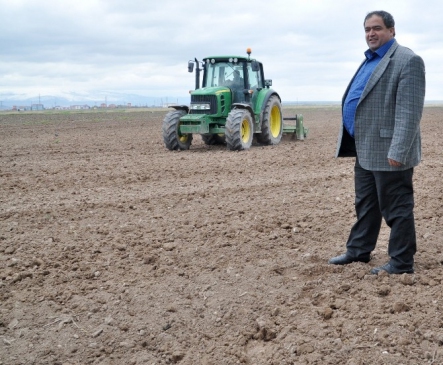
[329,10,426,274]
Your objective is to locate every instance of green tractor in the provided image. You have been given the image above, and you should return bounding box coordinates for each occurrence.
[162,48,306,151]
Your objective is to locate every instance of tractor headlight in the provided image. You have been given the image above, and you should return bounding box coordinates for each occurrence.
[190,103,211,110]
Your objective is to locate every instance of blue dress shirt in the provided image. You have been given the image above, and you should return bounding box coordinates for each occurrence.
[343,39,395,137]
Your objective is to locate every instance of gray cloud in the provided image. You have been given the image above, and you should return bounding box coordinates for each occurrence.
[0,0,441,103]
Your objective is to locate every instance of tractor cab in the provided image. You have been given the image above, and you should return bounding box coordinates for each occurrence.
[201,58,264,104]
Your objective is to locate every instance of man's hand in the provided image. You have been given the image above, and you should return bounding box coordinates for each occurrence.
[388,158,402,167]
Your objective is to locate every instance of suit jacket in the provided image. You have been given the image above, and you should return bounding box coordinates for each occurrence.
[336,40,426,171]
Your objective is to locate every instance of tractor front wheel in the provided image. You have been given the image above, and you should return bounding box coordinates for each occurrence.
[162,110,193,150]
[225,109,253,151]
[256,95,283,145]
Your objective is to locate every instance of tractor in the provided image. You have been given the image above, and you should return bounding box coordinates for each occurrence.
[162,48,307,151]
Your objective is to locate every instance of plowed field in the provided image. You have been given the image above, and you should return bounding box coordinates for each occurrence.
[1,106,442,364]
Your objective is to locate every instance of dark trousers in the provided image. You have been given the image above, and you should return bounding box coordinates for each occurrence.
[346,159,416,270]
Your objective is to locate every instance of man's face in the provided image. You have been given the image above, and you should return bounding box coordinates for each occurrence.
[364,15,395,51]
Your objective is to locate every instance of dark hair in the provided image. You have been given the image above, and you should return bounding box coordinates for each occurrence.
[364,10,395,28]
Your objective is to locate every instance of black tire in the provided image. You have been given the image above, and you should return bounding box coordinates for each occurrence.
[256,95,283,145]
[162,110,193,150]
[225,109,253,151]
[201,134,226,145]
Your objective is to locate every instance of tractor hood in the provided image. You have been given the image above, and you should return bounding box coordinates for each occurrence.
[191,86,230,96]
[189,86,232,117]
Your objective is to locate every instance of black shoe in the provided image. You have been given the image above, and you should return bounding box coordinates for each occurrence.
[328,253,370,265]
[370,263,414,275]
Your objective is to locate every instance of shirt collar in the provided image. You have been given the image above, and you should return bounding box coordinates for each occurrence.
[364,38,395,60]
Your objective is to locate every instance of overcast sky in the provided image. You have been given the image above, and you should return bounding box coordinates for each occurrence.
[1,0,442,103]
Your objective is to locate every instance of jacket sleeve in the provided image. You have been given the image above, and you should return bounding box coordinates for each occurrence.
[388,54,426,164]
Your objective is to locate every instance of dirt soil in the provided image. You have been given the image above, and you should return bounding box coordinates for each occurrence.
[0,106,442,365]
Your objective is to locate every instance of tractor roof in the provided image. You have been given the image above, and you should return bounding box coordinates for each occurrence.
[202,48,260,63]
[203,56,252,62]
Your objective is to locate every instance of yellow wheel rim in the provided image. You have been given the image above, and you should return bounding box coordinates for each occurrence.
[177,121,188,143]
[241,118,251,143]
[270,105,282,138]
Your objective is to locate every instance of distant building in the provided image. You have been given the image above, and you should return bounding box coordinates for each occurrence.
[70,105,91,110]
[14,105,31,111]
[162,103,178,108]
[31,103,44,111]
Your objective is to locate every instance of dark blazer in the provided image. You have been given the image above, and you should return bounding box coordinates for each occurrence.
[336,40,426,171]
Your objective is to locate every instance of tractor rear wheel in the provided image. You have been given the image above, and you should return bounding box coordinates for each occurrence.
[202,134,226,145]
[256,95,283,145]
[162,110,193,150]
[225,109,253,151]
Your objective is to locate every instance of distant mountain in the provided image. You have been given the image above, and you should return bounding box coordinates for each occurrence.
[0,92,440,111]
[0,92,190,109]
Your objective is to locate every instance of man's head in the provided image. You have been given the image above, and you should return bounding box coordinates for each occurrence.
[364,10,395,51]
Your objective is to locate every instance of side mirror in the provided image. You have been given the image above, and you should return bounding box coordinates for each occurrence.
[251,61,259,72]
[188,61,194,73]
